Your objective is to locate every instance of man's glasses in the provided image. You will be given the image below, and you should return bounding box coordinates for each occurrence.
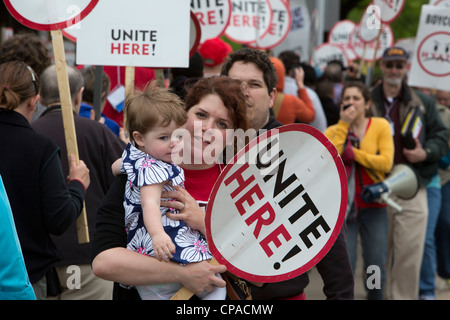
[384,62,405,70]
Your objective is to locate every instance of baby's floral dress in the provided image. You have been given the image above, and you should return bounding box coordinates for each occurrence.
[121,143,212,264]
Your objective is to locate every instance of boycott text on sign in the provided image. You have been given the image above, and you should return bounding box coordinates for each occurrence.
[206,124,347,283]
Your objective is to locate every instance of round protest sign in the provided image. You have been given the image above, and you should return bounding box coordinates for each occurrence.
[417,31,450,77]
[249,0,291,49]
[358,5,382,43]
[350,23,393,62]
[373,0,405,24]
[190,11,202,57]
[191,0,232,43]
[327,20,357,61]
[4,0,98,31]
[311,43,350,71]
[205,124,347,283]
[434,0,450,7]
[225,0,273,44]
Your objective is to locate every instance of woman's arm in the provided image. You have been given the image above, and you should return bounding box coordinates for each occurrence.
[353,119,394,175]
[91,175,225,295]
[92,247,226,294]
[324,120,351,155]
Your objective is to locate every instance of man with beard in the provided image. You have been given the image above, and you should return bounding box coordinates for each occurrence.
[369,46,448,299]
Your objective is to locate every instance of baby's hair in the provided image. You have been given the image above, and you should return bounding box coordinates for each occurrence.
[125,80,187,145]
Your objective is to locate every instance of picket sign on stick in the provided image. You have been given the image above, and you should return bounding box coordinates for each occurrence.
[365,27,383,87]
[154,69,165,89]
[172,124,347,300]
[122,65,135,135]
[50,30,89,244]
[358,43,367,79]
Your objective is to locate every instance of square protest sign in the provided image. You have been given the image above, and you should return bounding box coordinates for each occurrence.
[76,0,190,68]
[408,5,450,91]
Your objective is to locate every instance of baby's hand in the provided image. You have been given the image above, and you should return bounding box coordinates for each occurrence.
[152,232,176,262]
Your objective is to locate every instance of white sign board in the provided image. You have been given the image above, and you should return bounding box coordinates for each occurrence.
[350,23,394,62]
[328,20,357,61]
[272,0,311,61]
[4,0,98,31]
[76,0,190,68]
[206,124,347,282]
[311,43,350,71]
[408,5,450,90]
[373,0,405,23]
[249,0,291,49]
[359,4,382,43]
[191,0,232,43]
[430,0,450,7]
[225,0,272,44]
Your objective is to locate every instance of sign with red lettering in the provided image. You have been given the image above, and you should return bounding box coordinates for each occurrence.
[191,0,232,43]
[409,5,450,91]
[432,0,450,7]
[373,0,405,24]
[205,124,347,283]
[225,0,273,44]
[64,9,200,59]
[349,23,394,62]
[3,0,98,31]
[328,20,357,61]
[359,4,382,43]
[76,0,190,67]
[249,0,291,50]
[311,43,350,71]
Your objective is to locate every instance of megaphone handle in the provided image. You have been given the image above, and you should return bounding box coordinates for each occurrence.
[170,258,220,300]
[381,193,402,212]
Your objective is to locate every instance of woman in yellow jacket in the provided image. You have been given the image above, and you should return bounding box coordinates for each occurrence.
[325,81,394,300]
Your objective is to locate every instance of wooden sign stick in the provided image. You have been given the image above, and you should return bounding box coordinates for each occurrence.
[170,258,220,300]
[50,29,89,244]
[123,66,135,134]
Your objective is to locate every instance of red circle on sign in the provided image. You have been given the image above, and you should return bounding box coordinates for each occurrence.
[4,0,99,31]
[205,124,348,283]
[373,0,405,24]
[417,31,450,78]
[190,11,202,58]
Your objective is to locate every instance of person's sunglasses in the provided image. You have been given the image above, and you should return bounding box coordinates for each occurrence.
[385,62,405,70]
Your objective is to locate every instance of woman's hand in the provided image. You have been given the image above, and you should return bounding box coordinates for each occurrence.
[161,185,207,235]
[176,260,227,295]
[340,104,357,125]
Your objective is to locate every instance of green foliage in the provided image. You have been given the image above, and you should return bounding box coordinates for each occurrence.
[342,0,429,81]
[344,0,429,40]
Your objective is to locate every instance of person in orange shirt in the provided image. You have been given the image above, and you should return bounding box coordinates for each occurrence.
[269,57,315,125]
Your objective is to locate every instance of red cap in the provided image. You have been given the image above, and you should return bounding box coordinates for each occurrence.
[198,38,232,67]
